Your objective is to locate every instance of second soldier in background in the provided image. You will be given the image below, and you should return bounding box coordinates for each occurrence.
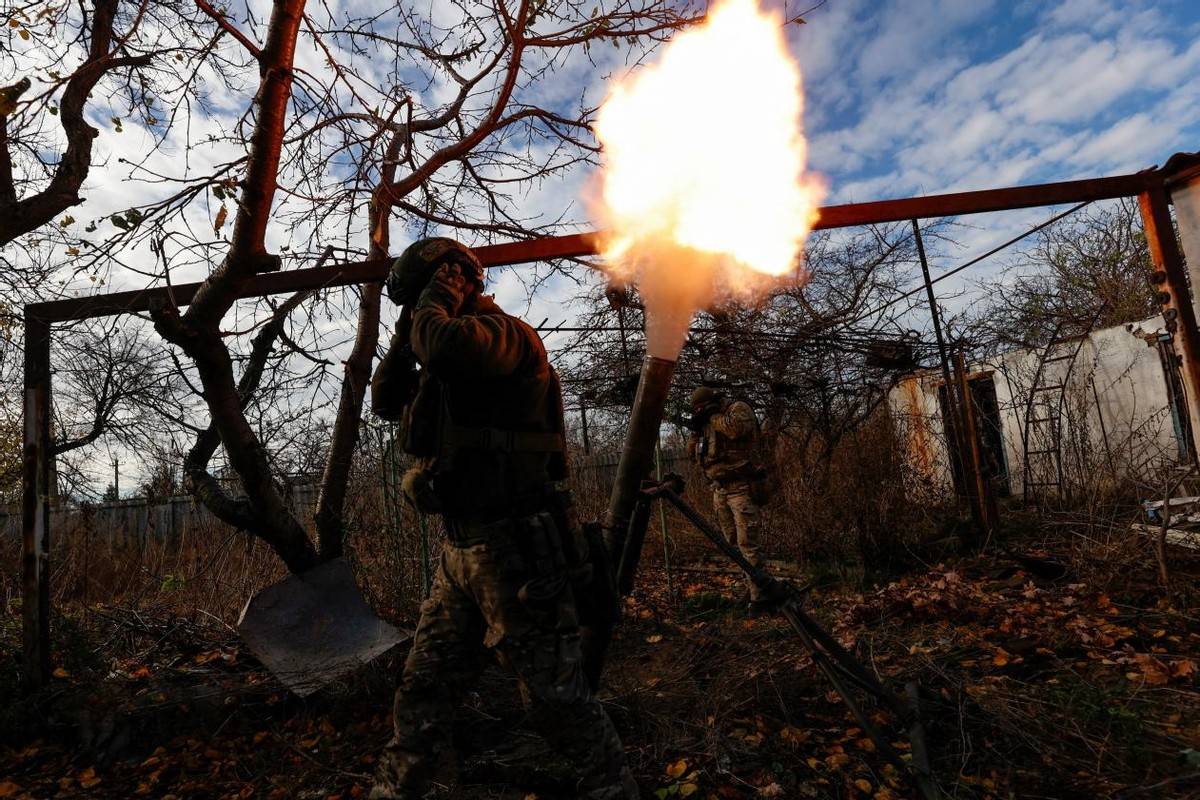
[687,386,773,613]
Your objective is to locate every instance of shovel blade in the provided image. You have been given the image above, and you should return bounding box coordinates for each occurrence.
[238,557,408,696]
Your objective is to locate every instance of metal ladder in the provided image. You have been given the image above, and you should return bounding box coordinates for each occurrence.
[1023,370,1067,498]
[1021,306,1107,503]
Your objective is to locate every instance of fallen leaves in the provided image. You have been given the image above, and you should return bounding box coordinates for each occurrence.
[656,759,699,797]
[78,767,101,789]
[5,554,1197,800]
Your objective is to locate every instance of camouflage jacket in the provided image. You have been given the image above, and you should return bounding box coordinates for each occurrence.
[689,399,759,484]
[372,279,567,521]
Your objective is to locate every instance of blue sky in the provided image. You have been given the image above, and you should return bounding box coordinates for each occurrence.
[48,0,1200,312]
[19,0,1200,489]
[495,0,1200,324]
[790,0,1200,202]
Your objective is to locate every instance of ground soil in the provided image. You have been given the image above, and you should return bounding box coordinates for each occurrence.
[2,533,1199,799]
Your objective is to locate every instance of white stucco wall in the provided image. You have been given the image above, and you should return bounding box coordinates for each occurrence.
[889,316,1183,497]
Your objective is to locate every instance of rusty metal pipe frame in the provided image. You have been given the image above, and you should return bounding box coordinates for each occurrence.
[20,158,1196,691]
[23,169,1164,323]
[21,314,52,690]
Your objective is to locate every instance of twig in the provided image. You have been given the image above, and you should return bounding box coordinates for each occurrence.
[1114,771,1200,799]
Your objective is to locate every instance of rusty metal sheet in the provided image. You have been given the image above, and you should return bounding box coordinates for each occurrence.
[237,557,407,696]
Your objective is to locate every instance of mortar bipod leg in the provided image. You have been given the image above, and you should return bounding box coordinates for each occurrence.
[649,482,940,800]
[786,601,907,712]
[794,606,933,773]
[779,602,938,800]
[653,484,780,594]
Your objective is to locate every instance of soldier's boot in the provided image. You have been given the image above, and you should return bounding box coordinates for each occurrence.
[541,703,639,800]
[369,745,432,800]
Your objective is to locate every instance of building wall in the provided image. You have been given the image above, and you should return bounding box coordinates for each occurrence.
[889,316,1183,497]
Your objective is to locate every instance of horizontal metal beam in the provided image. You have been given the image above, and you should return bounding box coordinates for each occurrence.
[28,233,603,322]
[812,171,1156,230]
[25,168,1164,323]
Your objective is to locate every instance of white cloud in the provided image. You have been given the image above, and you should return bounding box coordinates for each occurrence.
[9,0,1200,487]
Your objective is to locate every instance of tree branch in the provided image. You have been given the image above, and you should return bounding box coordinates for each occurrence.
[195,0,263,59]
[0,0,152,245]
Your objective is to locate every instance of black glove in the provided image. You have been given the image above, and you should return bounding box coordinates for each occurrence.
[371,306,419,420]
[418,262,472,315]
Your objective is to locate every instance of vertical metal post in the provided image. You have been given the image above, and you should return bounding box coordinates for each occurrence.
[654,439,673,600]
[579,401,591,455]
[913,221,981,542]
[914,221,962,445]
[1140,184,1200,461]
[22,312,52,691]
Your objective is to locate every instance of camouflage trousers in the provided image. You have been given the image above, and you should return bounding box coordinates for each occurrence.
[371,531,638,800]
[712,481,764,601]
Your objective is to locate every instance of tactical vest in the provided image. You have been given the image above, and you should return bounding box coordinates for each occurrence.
[698,400,758,483]
[405,368,569,520]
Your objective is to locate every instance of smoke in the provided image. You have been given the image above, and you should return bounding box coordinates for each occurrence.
[601,242,784,360]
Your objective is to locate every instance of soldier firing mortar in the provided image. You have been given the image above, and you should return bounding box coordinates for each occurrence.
[368,237,636,800]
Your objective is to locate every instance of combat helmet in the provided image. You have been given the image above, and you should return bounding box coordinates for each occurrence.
[690,385,722,412]
[385,237,484,305]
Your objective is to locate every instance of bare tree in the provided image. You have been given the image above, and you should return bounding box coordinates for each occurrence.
[0,0,243,503]
[125,0,696,572]
[0,0,158,244]
[968,199,1158,352]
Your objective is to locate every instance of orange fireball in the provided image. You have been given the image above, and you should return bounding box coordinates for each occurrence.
[595,0,823,282]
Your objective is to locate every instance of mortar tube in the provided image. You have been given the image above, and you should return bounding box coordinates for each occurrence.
[603,355,677,567]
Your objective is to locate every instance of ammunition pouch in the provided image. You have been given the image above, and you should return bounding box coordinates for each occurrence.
[543,486,618,627]
[542,484,619,692]
[749,465,775,506]
[401,465,443,514]
[513,511,570,611]
[576,521,620,627]
[578,520,619,693]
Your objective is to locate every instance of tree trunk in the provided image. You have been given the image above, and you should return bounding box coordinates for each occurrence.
[314,137,402,560]
[151,0,316,572]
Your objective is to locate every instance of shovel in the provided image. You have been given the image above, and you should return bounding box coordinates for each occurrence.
[238,557,408,696]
